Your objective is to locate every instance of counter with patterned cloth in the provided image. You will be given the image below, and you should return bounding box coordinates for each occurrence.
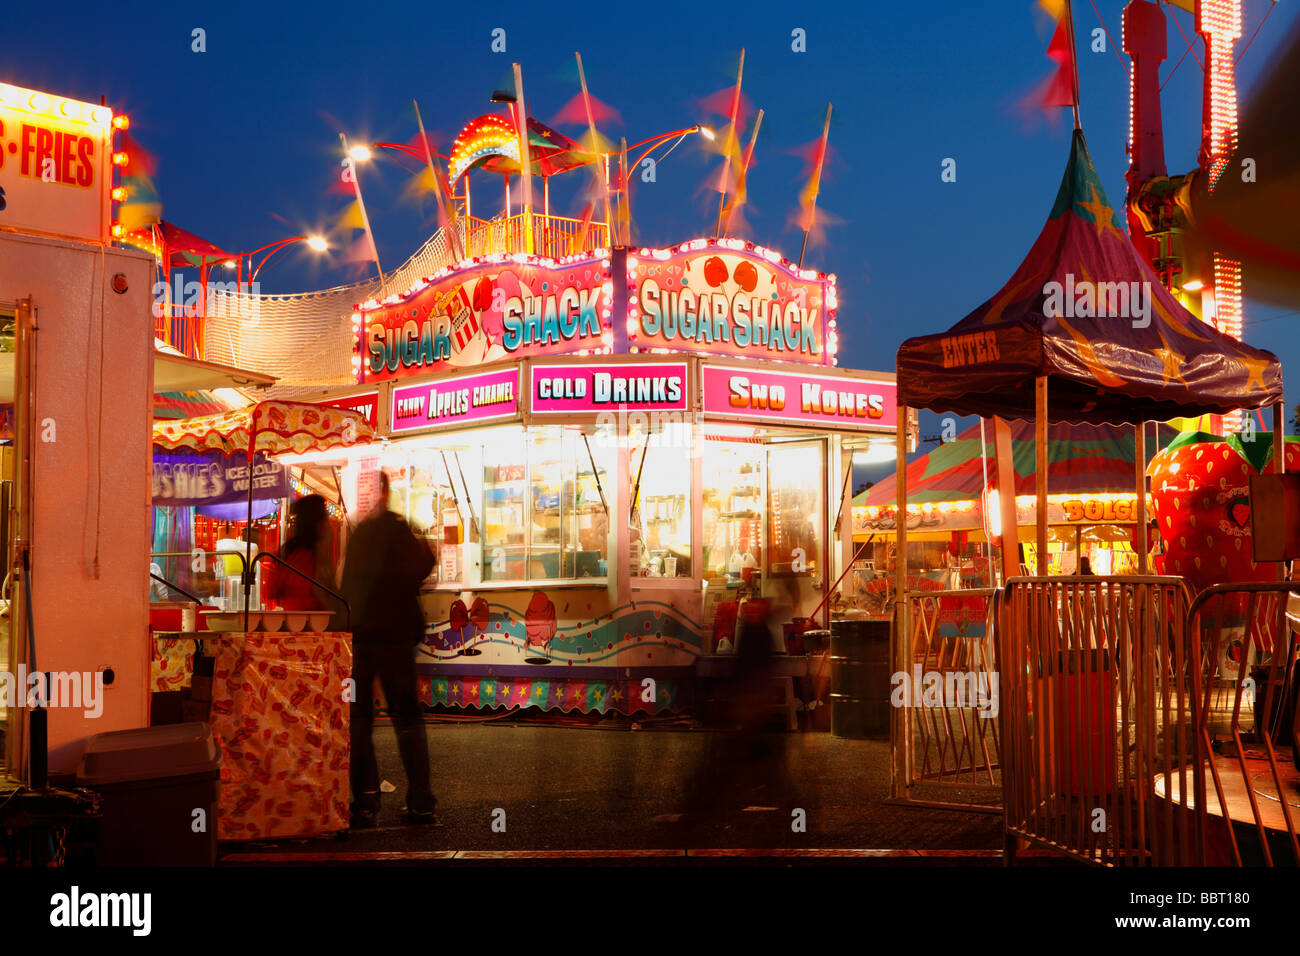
[208,631,352,841]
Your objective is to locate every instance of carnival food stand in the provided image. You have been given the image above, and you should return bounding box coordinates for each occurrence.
[149,400,373,840]
[288,239,902,719]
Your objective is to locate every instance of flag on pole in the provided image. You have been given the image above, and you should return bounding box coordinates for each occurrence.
[721,109,763,237]
[713,49,745,236]
[335,199,366,231]
[117,132,162,232]
[1037,0,1078,111]
[794,103,833,264]
[339,230,378,264]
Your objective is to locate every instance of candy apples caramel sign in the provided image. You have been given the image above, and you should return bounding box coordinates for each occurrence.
[630,244,836,365]
[360,256,609,382]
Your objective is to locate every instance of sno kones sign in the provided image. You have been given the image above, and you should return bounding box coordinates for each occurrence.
[358,255,611,383]
[629,242,837,366]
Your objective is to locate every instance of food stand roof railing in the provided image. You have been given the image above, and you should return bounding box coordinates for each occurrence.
[893,129,1286,586]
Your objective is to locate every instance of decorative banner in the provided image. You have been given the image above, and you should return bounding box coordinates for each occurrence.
[702,364,895,431]
[530,362,689,415]
[318,391,379,430]
[629,242,837,365]
[152,450,287,506]
[852,495,1145,536]
[391,366,520,434]
[358,255,611,382]
[0,83,115,243]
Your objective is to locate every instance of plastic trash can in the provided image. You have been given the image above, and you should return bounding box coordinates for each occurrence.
[76,722,222,866]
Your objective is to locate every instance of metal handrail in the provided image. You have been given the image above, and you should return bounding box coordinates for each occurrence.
[1183,579,1300,866]
[149,548,249,577]
[149,573,205,606]
[1186,580,1300,622]
[252,551,351,633]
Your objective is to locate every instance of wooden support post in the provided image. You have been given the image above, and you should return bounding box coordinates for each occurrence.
[1135,422,1148,573]
[1036,377,1048,576]
[994,417,1020,583]
[895,404,909,617]
[1272,401,1286,474]
[893,404,910,799]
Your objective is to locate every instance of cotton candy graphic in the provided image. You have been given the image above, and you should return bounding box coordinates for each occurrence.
[524,590,557,649]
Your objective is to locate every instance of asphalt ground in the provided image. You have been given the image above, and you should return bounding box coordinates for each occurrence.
[219,718,1007,861]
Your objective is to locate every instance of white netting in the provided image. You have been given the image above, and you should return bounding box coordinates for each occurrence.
[203,223,465,389]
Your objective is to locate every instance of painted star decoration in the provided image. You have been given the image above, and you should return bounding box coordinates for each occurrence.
[1076,185,1119,238]
[1153,330,1188,386]
[1239,355,1270,392]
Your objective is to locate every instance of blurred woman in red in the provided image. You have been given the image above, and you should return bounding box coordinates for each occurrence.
[265,494,333,611]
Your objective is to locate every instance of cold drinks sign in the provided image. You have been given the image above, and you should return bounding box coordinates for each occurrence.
[0,83,115,243]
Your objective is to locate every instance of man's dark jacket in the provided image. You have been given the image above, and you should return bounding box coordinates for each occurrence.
[341,510,435,644]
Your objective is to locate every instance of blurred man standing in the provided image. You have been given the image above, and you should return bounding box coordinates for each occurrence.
[341,471,438,827]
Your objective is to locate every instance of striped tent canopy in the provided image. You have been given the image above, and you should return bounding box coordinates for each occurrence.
[153,390,232,420]
[152,399,374,456]
[858,419,1174,509]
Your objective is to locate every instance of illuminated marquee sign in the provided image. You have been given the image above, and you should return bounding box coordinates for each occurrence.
[390,367,519,433]
[701,364,895,432]
[1058,496,1137,523]
[358,255,611,383]
[0,83,115,243]
[629,241,837,365]
[530,362,689,415]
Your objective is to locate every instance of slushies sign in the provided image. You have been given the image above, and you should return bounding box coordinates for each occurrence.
[359,256,610,383]
[629,243,837,365]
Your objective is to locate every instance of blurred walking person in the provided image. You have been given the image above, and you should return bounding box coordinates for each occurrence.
[264,494,335,611]
[341,472,438,827]
[681,598,792,831]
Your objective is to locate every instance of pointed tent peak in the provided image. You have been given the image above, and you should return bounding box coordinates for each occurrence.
[1047,129,1122,234]
[895,122,1284,424]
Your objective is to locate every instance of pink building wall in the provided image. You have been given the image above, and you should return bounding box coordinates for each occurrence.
[1,232,154,773]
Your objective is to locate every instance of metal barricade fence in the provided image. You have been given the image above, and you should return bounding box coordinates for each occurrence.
[999,575,1205,866]
[891,588,1002,812]
[1186,583,1300,866]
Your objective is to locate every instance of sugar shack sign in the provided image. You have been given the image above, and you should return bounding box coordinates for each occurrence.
[629,243,835,365]
[0,83,115,244]
[359,256,609,382]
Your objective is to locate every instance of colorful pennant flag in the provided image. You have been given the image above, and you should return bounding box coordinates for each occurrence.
[117,132,162,232]
[1037,0,1078,111]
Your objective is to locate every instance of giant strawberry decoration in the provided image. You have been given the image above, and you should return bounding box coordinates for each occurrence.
[1148,431,1297,680]
[1147,431,1298,593]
